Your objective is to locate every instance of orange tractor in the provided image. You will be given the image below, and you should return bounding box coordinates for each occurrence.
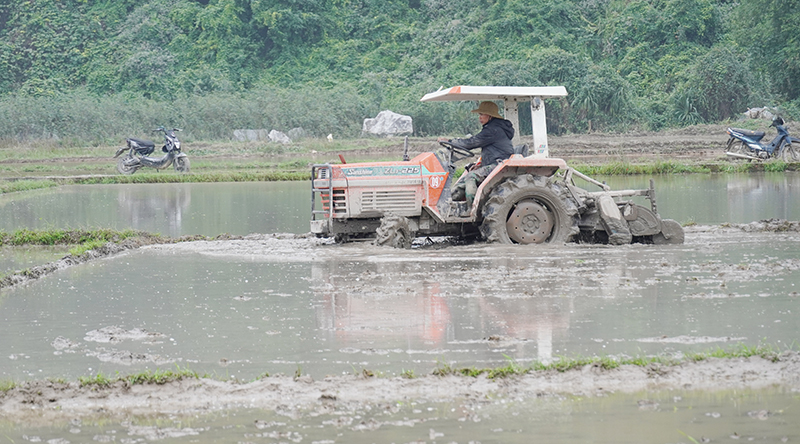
[311,86,684,247]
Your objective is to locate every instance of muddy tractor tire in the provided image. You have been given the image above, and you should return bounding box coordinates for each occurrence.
[652,219,685,245]
[480,175,579,244]
[374,215,415,248]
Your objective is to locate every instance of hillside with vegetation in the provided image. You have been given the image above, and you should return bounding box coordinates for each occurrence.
[0,0,797,144]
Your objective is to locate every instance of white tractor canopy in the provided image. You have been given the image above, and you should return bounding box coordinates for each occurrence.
[420,85,568,158]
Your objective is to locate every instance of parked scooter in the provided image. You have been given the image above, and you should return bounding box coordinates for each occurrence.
[114,127,190,174]
[725,117,799,161]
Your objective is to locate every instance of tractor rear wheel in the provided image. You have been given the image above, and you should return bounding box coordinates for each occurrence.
[480,175,578,244]
[374,215,414,248]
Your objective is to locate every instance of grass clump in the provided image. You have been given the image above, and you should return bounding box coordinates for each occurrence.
[0,379,17,393]
[67,239,108,256]
[79,366,200,388]
[125,367,199,385]
[685,343,781,363]
[79,372,115,388]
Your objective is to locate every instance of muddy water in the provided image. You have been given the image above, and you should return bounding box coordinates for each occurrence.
[591,171,800,223]
[0,181,309,237]
[0,173,798,239]
[2,228,798,382]
[1,387,797,443]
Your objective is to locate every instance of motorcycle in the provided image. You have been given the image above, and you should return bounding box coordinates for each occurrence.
[725,116,799,161]
[114,127,190,174]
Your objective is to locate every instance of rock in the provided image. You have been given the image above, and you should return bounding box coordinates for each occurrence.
[286,127,308,140]
[233,129,268,142]
[362,110,413,137]
[287,127,307,140]
[743,107,775,121]
[268,130,291,144]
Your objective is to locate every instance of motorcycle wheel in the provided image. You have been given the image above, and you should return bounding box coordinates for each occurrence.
[780,143,798,162]
[116,157,138,175]
[728,139,749,156]
[174,157,190,173]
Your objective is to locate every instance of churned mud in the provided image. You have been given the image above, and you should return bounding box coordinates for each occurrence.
[3,219,797,291]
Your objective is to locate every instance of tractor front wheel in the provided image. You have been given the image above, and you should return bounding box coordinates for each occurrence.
[374,215,414,248]
[480,175,578,244]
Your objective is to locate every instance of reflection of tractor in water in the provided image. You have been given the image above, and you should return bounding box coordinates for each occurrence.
[311,86,684,247]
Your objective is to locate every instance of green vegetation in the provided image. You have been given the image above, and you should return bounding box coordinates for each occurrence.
[432,343,785,379]
[0,228,143,247]
[0,0,798,145]
[0,379,16,393]
[67,239,108,256]
[0,344,788,393]
[124,367,200,385]
[0,179,59,194]
[573,160,799,176]
[78,366,200,388]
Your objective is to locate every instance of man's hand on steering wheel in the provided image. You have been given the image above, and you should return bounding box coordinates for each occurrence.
[438,140,474,158]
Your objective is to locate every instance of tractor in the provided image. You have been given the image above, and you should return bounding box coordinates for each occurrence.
[310,86,684,247]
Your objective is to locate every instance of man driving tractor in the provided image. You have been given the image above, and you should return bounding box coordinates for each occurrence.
[437,101,515,206]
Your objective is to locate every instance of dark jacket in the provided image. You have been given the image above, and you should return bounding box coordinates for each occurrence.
[449,118,515,166]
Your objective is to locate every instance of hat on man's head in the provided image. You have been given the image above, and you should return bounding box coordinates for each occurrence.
[471,101,503,119]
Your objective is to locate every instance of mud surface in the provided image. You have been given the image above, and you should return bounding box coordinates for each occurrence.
[2,222,800,424]
[2,351,799,424]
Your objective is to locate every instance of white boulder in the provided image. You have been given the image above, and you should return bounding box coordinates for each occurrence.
[268,130,291,144]
[233,129,268,142]
[362,110,413,137]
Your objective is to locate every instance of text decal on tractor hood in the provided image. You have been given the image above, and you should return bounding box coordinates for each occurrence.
[343,166,421,177]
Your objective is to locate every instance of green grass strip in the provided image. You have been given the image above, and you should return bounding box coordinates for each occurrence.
[432,343,784,379]
[0,344,789,391]
[0,179,59,194]
[0,228,144,246]
[78,366,201,388]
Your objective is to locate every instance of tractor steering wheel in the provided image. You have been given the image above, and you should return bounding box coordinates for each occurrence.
[439,140,474,159]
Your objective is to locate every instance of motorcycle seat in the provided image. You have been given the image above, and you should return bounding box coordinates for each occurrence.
[127,138,156,148]
[729,128,765,138]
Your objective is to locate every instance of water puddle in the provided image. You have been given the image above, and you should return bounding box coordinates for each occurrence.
[0,173,798,237]
[0,245,67,276]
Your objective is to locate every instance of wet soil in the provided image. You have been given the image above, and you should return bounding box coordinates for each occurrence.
[2,221,800,423]
[2,351,799,424]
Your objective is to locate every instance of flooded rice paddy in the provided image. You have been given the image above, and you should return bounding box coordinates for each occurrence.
[1,172,799,443]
